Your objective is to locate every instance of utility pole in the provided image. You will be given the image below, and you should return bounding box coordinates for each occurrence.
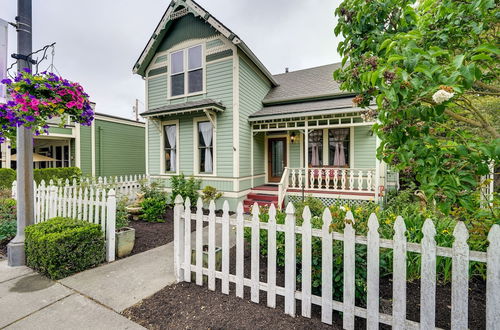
[8,0,34,266]
[133,98,139,122]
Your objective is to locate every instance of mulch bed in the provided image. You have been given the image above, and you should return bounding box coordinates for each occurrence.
[0,240,7,259]
[123,242,486,330]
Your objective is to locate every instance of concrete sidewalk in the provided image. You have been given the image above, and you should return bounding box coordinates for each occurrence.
[1,223,235,329]
[0,260,143,329]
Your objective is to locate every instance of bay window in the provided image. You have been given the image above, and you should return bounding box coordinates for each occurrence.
[170,44,204,97]
[197,121,213,173]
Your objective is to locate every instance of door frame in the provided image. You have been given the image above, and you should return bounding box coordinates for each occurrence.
[266,136,288,183]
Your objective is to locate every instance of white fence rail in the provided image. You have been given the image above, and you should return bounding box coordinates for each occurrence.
[174,197,499,329]
[12,174,146,204]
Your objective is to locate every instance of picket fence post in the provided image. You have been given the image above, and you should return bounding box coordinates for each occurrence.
[11,180,16,199]
[208,200,216,291]
[184,196,193,283]
[367,213,380,329]
[173,195,185,283]
[250,203,260,303]
[420,219,437,329]
[392,216,407,330]
[221,200,230,294]
[301,206,312,318]
[195,197,203,286]
[106,189,116,262]
[451,221,469,329]
[343,211,356,330]
[235,202,244,298]
[284,202,296,317]
[321,207,333,324]
[267,204,277,308]
[486,224,500,329]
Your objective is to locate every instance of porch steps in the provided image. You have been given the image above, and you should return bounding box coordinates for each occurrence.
[243,191,280,213]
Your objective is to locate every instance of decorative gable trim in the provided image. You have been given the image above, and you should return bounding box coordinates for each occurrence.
[133,0,277,86]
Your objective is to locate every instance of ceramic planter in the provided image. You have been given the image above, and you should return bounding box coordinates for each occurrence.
[115,227,135,258]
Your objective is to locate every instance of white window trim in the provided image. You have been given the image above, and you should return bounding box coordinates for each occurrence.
[193,116,216,177]
[161,119,180,175]
[307,127,353,168]
[168,43,206,100]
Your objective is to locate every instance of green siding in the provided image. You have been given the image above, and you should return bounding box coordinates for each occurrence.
[48,126,73,135]
[206,49,233,62]
[289,134,301,168]
[353,126,376,169]
[148,67,168,77]
[94,119,145,177]
[147,59,234,182]
[157,14,218,53]
[148,76,168,110]
[206,38,224,49]
[239,56,271,178]
[253,133,265,175]
[79,126,92,175]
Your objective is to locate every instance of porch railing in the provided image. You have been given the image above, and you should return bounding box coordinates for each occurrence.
[287,167,376,192]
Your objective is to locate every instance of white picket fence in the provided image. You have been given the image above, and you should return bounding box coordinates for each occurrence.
[12,174,147,204]
[173,197,500,329]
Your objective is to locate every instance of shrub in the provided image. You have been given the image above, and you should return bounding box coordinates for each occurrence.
[140,195,168,223]
[34,167,82,185]
[201,186,223,204]
[140,179,166,200]
[0,198,17,242]
[116,198,130,230]
[25,217,105,279]
[170,173,201,203]
[0,168,16,189]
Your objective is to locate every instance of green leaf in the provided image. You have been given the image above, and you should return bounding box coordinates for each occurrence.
[452,55,464,69]
[371,70,379,86]
[379,39,392,52]
[387,55,405,64]
[474,43,500,55]
[471,54,492,61]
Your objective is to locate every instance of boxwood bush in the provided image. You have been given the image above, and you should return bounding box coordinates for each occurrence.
[25,217,105,279]
[0,167,82,189]
[0,168,16,189]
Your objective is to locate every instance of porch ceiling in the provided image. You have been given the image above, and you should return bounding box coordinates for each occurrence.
[140,98,225,118]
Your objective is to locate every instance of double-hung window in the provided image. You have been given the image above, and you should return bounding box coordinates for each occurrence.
[164,124,177,172]
[197,121,213,174]
[307,128,350,167]
[170,45,203,97]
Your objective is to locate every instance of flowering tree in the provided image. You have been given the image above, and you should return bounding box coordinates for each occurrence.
[0,69,93,143]
[334,0,499,213]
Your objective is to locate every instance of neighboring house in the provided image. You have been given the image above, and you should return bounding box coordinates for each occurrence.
[0,111,146,177]
[134,0,397,211]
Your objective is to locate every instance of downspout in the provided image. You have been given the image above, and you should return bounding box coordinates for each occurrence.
[98,127,103,177]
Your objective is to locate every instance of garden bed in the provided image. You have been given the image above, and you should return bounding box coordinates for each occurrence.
[0,240,7,259]
[123,243,486,330]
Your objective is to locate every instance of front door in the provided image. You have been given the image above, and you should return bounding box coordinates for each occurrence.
[267,137,287,182]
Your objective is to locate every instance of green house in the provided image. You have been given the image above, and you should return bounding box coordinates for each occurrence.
[0,112,146,177]
[134,0,397,211]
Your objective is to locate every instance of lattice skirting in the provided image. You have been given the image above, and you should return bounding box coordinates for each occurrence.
[286,195,375,208]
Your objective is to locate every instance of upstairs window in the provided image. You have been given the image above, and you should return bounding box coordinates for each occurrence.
[170,45,204,97]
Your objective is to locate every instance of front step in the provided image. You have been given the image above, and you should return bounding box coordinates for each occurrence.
[243,191,280,213]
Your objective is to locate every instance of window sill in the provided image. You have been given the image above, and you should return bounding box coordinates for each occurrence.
[168,91,205,101]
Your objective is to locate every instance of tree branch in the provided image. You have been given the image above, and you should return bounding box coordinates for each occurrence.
[474,81,500,93]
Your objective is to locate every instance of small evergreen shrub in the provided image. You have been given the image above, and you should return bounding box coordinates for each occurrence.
[116,198,130,229]
[201,186,223,204]
[0,168,16,189]
[140,196,168,223]
[34,167,82,184]
[170,173,201,203]
[25,217,105,279]
[0,198,17,241]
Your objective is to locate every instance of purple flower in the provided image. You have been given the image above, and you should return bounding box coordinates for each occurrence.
[1,78,12,85]
[22,68,31,73]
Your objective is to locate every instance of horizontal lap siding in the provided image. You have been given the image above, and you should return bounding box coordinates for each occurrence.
[79,126,92,175]
[148,119,161,175]
[48,127,73,135]
[148,76,168,110]
[207,59,233,179]
[94,120,145,177]
[353,126,376,169]
[239,56,271,178]
[289,137,301,168]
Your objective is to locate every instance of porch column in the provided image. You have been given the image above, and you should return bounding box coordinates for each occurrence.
[251,127,254,188]
[304,119,309,189]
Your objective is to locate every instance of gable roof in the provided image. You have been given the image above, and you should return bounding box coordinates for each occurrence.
[263,63,351,104]
[133,0,277,86]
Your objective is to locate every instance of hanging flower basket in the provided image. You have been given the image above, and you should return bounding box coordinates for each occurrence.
[0,68,94,143]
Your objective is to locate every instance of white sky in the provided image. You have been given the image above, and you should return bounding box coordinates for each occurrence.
[2,0,343,120]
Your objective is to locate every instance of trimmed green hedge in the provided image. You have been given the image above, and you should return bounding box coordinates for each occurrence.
[25,217,105,279]
[0,168,16,189]
[0,167,82,189]
[34,167,82,185]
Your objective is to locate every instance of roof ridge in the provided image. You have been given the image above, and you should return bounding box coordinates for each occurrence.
[272,62,341,77]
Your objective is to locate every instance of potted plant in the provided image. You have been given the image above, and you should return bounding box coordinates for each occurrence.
[115,198,135,258]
